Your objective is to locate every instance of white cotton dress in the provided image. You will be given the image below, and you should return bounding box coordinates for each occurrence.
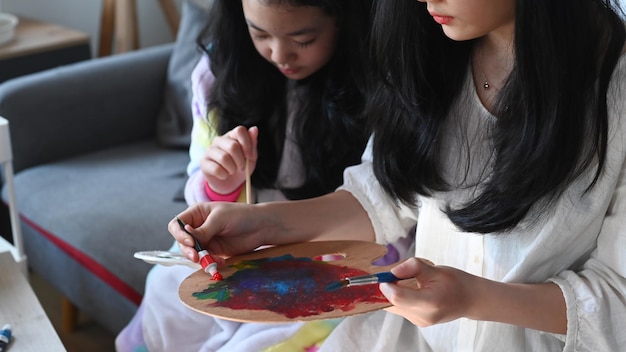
[319,54,626,352]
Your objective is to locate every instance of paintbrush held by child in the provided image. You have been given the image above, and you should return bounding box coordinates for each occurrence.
[171,0,626,350]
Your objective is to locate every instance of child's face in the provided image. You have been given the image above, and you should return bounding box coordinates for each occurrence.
[417,0,515,41]
[242,0,339,80]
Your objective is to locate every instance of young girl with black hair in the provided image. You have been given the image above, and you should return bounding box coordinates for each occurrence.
[116,0,398,351]
[188,0,372,203]
[171,0,626,350]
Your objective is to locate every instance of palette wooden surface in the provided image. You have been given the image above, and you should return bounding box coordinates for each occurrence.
[179,240,415,323]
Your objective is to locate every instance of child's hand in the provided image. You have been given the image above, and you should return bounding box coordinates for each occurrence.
[380,257,479,327]
[201,126,259,195]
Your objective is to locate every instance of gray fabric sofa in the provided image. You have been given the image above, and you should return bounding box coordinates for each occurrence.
[0,0,210,334]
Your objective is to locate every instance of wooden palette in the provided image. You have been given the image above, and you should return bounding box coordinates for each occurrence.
[179,240,415,323]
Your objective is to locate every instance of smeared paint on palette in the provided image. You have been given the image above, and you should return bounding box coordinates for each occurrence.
[192,254,387,319]
[179,241,416,323]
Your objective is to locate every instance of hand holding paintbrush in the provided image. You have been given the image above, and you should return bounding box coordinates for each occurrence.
[200,126,258,201]
[176,217,223,281]
[326,258,434,291]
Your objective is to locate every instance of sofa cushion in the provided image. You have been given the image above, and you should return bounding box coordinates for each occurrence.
[13,141,188,332]
[155,0,211,148]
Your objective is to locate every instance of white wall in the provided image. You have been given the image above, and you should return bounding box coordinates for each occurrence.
[0,0,183,57]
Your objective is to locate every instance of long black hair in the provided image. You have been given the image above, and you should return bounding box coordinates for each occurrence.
[197,0,372,200]
[368,0,626,233]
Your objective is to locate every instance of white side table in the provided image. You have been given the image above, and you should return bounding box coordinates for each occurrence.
[0,252,65,351]
[0,116,27,277]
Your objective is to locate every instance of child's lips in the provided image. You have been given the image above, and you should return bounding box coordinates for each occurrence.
[279,66,300,75]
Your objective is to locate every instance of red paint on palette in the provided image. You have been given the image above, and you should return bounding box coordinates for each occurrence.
[192,255,388,319]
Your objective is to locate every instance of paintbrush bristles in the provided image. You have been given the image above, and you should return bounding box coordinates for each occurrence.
[325,279,349,292]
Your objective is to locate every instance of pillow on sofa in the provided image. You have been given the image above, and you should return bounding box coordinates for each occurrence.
[155,0,212,148]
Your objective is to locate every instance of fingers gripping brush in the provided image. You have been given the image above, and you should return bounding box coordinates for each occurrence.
[176,217,223,281]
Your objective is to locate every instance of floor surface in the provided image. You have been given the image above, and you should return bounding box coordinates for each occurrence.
[29,271,117,351]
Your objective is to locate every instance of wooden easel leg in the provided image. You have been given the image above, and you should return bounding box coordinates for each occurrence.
[100,0,179,56]
[98,0,115,57]
[158,0,180,35]
[61,296,79,333]
[115,0,139,54]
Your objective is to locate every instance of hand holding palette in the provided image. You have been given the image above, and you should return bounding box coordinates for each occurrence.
[178,240,416,323]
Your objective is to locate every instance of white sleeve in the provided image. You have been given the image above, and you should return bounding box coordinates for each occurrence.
[550,164,626,350]
[548,54,626,351]
[338,137,418,245]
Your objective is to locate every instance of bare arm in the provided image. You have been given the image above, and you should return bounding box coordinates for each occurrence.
[259,190,375,245]
[170,190,375,261]
[469,278,567,334]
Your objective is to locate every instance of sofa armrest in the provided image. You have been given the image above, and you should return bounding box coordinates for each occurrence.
[0,44,174,173]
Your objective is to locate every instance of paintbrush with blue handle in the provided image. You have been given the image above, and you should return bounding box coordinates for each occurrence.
[326,272,401,292]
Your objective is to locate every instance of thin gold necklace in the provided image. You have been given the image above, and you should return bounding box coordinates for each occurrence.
[474,41,513,92]
[473,48,492,91]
